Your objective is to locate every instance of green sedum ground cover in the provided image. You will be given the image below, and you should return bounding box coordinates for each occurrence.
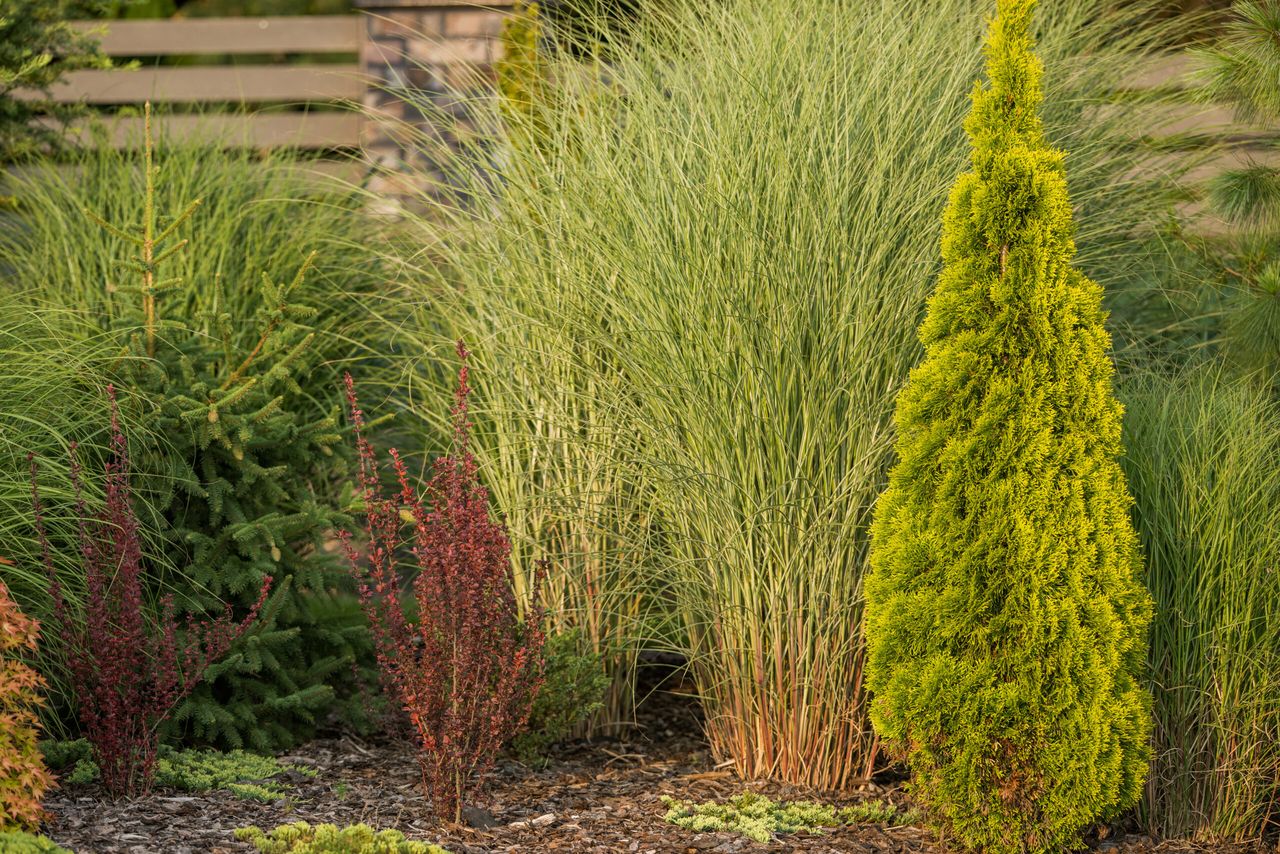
[234,822,451,854]
[660,793,920,843]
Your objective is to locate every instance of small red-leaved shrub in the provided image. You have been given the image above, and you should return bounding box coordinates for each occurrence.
[341,342,544,824]
[0,578,54,829]
[32,386,269,798]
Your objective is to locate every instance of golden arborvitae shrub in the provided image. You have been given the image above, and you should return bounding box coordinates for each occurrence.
[0,578,54,830]
[864,1,1152,851]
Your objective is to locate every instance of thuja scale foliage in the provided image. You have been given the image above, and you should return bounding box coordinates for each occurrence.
[80,106,370,752]
[0,580,53,830]
[864,2,1153,853]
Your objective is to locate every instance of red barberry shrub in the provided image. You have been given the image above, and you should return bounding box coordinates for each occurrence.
[0,579,54,830]
[341,342,545,824]
[31,386,270,798]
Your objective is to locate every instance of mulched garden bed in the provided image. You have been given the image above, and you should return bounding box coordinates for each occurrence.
[42,684,1278,854]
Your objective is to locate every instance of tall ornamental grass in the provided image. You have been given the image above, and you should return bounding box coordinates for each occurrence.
[0,120,385,386]
[382,0,1183,785]
[1122,367,1280,842]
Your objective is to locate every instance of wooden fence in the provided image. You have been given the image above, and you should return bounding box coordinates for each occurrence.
[20,15,366,149]
[15,10,1278,209]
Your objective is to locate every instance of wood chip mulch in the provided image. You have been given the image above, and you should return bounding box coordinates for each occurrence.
[41,688,1280,854]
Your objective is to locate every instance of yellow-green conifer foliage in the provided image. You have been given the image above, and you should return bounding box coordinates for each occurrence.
[864,2,1153,851]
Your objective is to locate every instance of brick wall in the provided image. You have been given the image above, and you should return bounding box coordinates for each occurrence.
[356,0,514,211]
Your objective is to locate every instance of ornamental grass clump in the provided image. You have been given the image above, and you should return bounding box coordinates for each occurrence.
[342,346,544,824]
[0,579,54,830]
[1122,368,1280,841]
[32,390,269,798]
[864,2,1153,852]
[381,0,1181,791]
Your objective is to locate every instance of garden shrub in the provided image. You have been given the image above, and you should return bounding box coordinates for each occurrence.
[1122,367,1280,841]
[235,822,450,854]
[42,739,315,802]
[510,628,608,766]
[0,579,54,830]
[14,110,375,753]
[32,390,268,797]
[660,793,920,843]
[342,348,545,824]
[389,0,1183,789]
[0,107,389,746]
[0,830,72,854]
[864,2,1153,852]
[0,0,110,163]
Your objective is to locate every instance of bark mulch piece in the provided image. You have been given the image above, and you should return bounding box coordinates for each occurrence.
[41,691,1280,854]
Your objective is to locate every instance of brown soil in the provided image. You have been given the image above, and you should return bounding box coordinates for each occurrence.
[41,688,1278,854]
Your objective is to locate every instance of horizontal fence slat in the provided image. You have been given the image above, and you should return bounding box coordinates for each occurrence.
[72,15,361,56]
[55,112,361,150]
[23,65,362,105]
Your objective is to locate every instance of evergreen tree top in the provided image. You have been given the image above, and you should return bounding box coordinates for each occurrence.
[966,0,1045,158]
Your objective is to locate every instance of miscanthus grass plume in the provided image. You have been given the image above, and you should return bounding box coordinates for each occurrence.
[373,0,1182,789]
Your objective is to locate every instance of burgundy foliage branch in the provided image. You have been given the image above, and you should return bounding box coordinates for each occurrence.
[341,341,545,824]
[31,385,270,798]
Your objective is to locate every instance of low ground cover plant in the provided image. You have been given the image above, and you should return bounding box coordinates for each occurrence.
[235,822,451,854]
[660,793,920,843]
[0,830,72,854]
[342,346,545,823]
[32,390,268,797]
[864,2,1153,852]
[42,739,314,802]
[0,579,53,830]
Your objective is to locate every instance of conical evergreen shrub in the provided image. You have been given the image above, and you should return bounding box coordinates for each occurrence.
[864,2,1153,851]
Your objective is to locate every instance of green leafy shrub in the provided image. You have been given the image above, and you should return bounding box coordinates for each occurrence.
[42,739,314,802]
[660,793,919,844]
[0,830,72,854]
[1122,367,1280,841]
[9,110,374,752]
[0,0,111,163]
[390,0,1179,791]
[234,822,450,854]
[864,2,1153,852]
[511,629,609,766]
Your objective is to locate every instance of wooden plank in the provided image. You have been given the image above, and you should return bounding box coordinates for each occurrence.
[25,65,362,105]
[71,15,361,57]
[57,112,361,150]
